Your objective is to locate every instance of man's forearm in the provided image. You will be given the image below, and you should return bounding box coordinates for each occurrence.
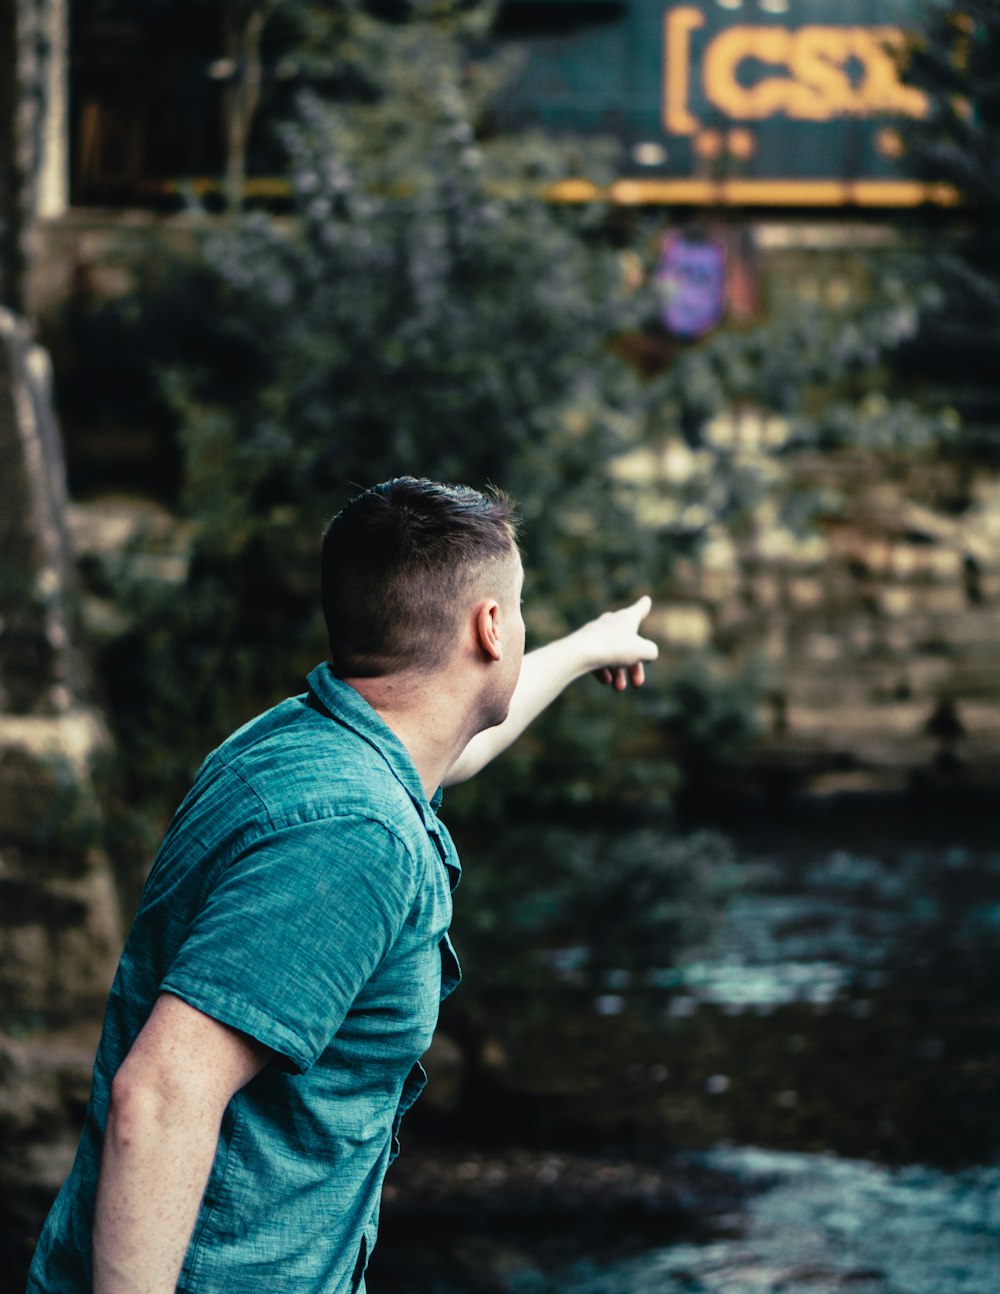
[93,1081,221,1294]
[92,994,270,1294]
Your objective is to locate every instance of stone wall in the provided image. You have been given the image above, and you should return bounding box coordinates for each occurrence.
[0,308,121,1270]
[648,444,1000,798]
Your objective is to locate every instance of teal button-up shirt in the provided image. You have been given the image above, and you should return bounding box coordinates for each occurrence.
[28,665,462,1294]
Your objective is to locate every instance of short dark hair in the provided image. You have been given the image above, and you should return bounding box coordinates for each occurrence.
[322,477,519,677]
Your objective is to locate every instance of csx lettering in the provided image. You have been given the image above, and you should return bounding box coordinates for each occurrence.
[701,25,929,123]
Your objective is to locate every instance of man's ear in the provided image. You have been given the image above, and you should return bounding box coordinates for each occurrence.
[473,598,503,662]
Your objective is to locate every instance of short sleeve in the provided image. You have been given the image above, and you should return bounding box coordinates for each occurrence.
[159,814,419,1073]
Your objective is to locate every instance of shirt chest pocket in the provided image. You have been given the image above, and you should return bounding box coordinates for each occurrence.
[348,930,443,1059]
[345,833,455,1055]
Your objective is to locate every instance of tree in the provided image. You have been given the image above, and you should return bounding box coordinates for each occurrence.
[217,0,282,208]
[61,7,753,1122]
[1,0,66,308]
[894,0,1000,443]
[80,1,958,848]
[206,0,344,209]
[72,1,700,931]
[74,0,345,210]
[77,0,976,1124]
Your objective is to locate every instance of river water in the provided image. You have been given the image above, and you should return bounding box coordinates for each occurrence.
[522,1148,1000,1292]
[371,805,1000,1292]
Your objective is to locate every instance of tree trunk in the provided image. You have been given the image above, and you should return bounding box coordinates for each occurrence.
[0,0,28,310]
[222,1,278,214]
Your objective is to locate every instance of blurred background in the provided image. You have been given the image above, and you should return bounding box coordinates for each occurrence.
[3,1,1000,1290]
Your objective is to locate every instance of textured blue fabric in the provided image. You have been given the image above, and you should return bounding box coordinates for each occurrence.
[27,666,462,1294]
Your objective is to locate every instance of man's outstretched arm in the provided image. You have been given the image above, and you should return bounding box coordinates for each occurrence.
[443,596,658,787]
[93,994,271,1294]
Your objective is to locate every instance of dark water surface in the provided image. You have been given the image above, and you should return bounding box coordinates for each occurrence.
[370,804,1000,1293]
[523,1148,1000,1293]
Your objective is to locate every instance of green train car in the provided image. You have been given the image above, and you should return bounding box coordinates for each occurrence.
[69,0,942,209]
[492,0,948,206]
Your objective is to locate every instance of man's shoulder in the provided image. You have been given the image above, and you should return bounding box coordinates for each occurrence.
[206,690,418,839]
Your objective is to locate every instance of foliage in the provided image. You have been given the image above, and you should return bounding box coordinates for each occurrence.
[654,652,768,785]
[64,1,996,1118]
[54,4,770,1081]
[71,2,957,854]
[902,0,1000,212]
[893,0,1000,443]
[636,257,947,451]
[446,822,736,1029]
[73,4,682,865]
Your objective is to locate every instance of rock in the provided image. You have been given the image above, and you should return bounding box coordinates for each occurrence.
[0,310,82,714]
[0,311,121,1263]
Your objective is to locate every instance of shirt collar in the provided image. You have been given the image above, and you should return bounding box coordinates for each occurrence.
[306,663,444,824]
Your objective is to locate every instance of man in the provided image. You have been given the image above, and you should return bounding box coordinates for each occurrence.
[27,477,658,1294]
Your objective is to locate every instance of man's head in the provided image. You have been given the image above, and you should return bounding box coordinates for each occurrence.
[322,477,521,681]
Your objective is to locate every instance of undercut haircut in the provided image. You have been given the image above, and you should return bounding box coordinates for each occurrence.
[322,477,520,677]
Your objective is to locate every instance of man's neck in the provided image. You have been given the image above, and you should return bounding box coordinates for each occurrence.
[341,672,479,799]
